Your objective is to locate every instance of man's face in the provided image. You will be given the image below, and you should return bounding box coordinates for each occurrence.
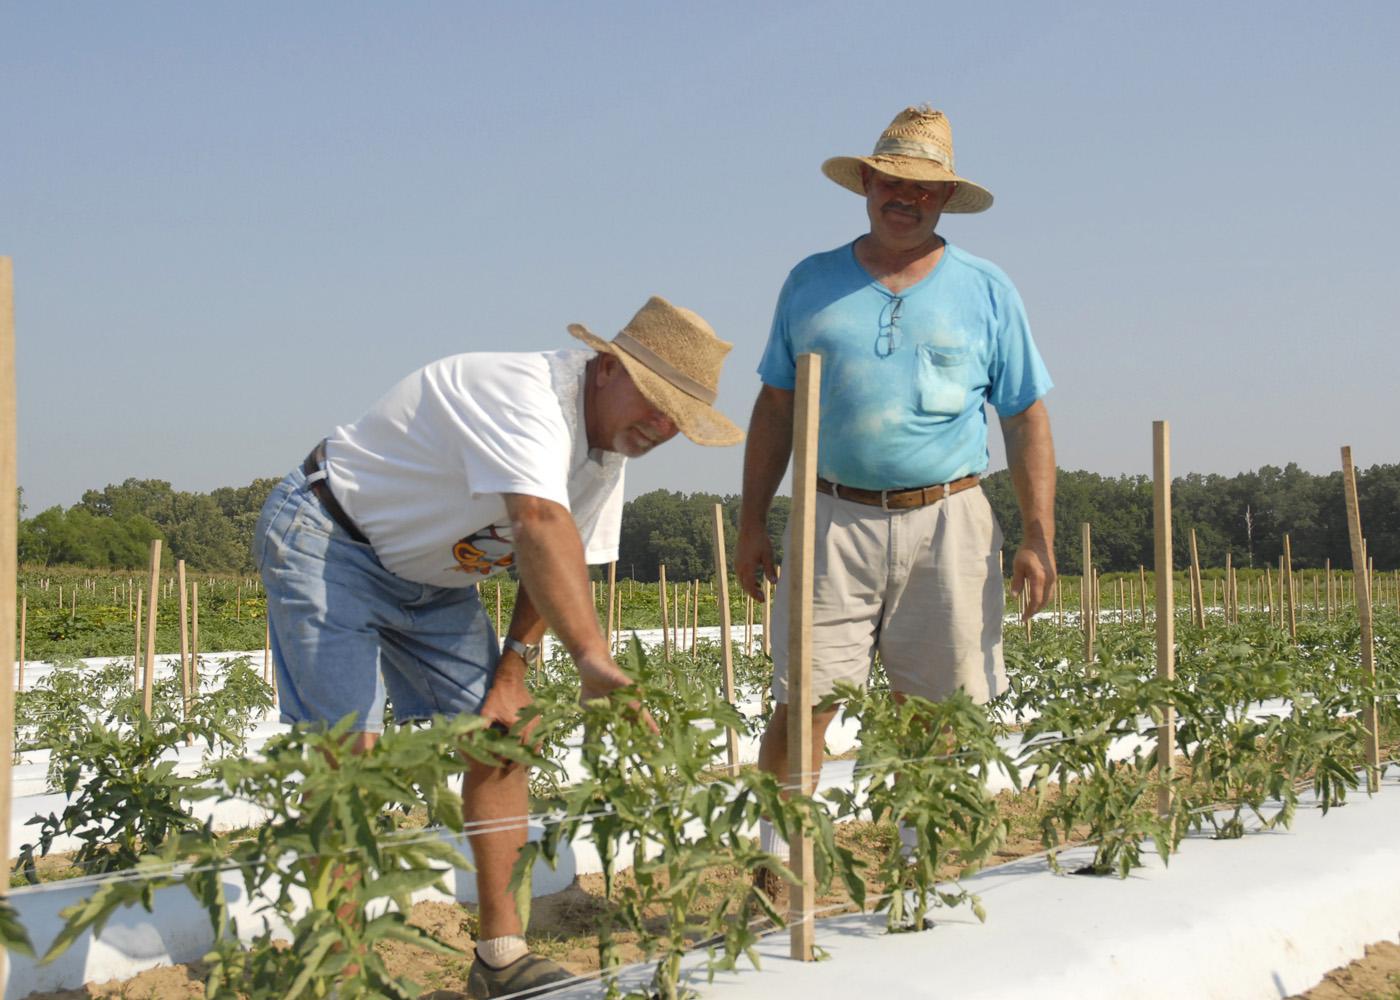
[592,355,680,458]
[863,166,956,248]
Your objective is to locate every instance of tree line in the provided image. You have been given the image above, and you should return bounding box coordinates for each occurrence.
[15,461,1399,576]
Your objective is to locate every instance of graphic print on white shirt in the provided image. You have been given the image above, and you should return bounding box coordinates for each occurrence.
[451,522,515,576]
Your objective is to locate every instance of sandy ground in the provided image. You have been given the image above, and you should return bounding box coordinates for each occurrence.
[1294,938,1400,999]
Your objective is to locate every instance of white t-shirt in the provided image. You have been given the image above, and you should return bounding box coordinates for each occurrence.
[323,349,625,588]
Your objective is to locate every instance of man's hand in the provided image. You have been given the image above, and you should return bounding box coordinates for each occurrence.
[1010,537,1057,620]
[736,385,796,602]
[735,522,777,602]
[576,652,659,733]
[1000,399,1057,623]
[479,649,538,740]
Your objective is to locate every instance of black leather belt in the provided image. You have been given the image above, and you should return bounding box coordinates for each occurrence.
[302,441,370,544]
[816,473,980,511]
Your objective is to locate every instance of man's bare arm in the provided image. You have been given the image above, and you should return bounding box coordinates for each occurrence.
[735,385,796,601]
[503,493,630,701]
[477,581,546,732]
[1000,399,1057,618]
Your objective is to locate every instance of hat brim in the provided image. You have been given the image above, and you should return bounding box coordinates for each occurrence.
[568,324,745,448]
[821,155,994,213]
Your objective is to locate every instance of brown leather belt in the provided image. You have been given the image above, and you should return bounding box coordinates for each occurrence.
[302,441,370,544]
[815,473,980,511]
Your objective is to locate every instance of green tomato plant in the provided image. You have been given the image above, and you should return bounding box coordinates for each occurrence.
[15,700,226,884]
[826,684,1014,932]
[39,713,549,999]
[521,639,860,1000]
[1017,633,1185,877]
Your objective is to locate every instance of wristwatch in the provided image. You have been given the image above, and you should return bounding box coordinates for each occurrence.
[503,636,540,661]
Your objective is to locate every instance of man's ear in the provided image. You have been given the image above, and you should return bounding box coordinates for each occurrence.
[595,352,621,385]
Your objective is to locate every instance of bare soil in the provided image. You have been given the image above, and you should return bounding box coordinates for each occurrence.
[1293,938,1400,999]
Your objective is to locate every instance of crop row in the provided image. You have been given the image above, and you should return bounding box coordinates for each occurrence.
[2,609,1396,998]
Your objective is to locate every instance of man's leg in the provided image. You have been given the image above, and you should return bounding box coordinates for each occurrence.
[756,702,840,791]
[463,757,530,939]
[751,702,841,912]
[757,493,885,886]
[880,489,1007,864]
[461,753,579,997]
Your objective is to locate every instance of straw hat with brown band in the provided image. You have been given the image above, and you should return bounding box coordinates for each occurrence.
[568,296,744,448]
[821,105,994,214]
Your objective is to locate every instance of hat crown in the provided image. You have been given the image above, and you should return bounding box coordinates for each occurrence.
[871,105,955,171]
[819,103,993,213]
[616,296,732,398]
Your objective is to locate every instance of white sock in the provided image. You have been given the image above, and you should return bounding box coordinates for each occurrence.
[477,934,528,969]
[759,819,790,862]
[898,822,919,859]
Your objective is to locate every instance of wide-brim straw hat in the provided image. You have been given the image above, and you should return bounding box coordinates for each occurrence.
[821,105,994,214]
[569,296,744,448]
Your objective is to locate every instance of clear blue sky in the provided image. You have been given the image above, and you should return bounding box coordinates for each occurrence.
[6,1,1399,515]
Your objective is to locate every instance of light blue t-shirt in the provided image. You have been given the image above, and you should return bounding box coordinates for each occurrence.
[757,240,1052,490]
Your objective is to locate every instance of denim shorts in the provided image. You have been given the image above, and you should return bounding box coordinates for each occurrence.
[254,465,500,732]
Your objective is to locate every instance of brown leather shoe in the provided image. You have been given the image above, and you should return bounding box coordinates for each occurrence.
[750,863,790,924]
[467,951,575,998]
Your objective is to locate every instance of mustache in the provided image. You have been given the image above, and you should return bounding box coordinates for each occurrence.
[881,200,920,217]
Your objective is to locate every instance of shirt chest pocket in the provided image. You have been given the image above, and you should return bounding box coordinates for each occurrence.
[915,343,969,418]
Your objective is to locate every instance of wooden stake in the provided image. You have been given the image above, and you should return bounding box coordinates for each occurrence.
[659,564,670,662]
[1081,523,1094,663]
[711,504,740,776]
[17,595,25,692]
[191,581,200,695]
[691,579,699,654]
[606,561,617,656]
[178,561,192,745]
[1,257,20,987]
[1283,535,1297,642]
[1340,447,1381,792]
[1153,421,1176,820]
[1139,565,1148,624]
[143,539,161,717]
[134,588,144,691]
[745,593,754,656]
[762,574,772,657]
[1189,529,1204,628]
[680,583,688,656]
[788,353,820,962]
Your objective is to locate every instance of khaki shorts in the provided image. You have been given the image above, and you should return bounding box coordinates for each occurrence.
[770,485,1006,705]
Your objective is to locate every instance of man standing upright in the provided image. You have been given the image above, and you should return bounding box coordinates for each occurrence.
[735,106,1057,874]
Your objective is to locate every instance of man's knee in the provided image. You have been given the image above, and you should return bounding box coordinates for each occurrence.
[764,702,840,738]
